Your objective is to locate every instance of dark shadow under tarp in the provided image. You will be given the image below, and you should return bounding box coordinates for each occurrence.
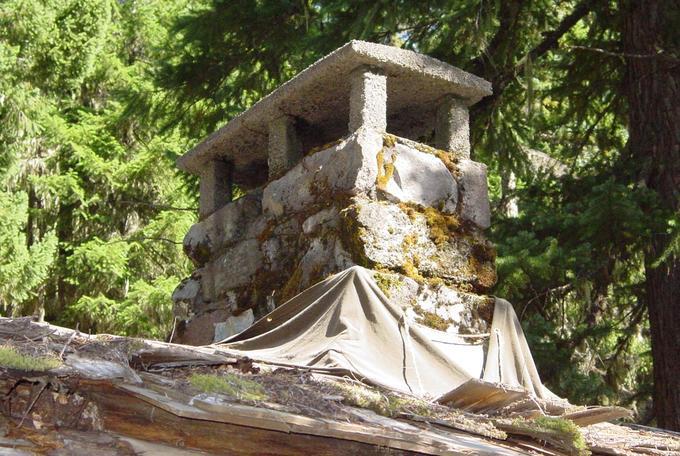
[219,266,555,400]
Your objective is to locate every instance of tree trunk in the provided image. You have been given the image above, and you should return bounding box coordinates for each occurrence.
[622,0,680,431]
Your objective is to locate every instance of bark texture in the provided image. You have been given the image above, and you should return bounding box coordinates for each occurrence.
[622,0,680,431]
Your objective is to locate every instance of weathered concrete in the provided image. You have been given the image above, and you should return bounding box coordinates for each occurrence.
[199,160,233,219]
[349,66,386,132]
[435,95,470,157]
[177,41,492,186]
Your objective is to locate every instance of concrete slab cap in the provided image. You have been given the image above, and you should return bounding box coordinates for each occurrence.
[177,40,492,185]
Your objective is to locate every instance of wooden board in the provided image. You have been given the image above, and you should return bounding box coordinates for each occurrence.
[437,379,530,413]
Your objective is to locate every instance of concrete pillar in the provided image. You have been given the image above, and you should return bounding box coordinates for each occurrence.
[348,65,387,133]
[435,95,470,157]
[199,159,233,220]
[268,114,302,180]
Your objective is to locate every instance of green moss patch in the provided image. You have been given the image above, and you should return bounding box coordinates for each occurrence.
[412,303,452,331]
[0,345,61,371]
[373,272,404,298]
[334,382,431,418]
[397,202,461,246]
[499,416,589,456]
[190,373,268,401]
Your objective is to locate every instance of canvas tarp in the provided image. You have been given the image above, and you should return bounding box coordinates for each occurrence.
[220,266,554,400]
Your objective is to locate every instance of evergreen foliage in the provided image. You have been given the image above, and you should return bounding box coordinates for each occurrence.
[0,0,194,337]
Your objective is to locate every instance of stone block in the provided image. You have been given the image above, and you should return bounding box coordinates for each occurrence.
[209,239,264,297]
[370,269,492,335]
[184,191,262,265]
[262,130,381,216]
[172,276,200,305]
[213,309,255,342]
[380,143,458,213]
[458,159,491,229]
[174,308,231,345]
[346,198,495,287]
[302,207,339,235]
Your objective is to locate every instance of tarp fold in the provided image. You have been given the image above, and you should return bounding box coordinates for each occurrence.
[221,266,553,399]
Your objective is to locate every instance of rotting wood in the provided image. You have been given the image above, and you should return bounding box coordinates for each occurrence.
[437,378,530,412]
[1,317,678,456]
[561,407,632,427]
[88,382,423,456]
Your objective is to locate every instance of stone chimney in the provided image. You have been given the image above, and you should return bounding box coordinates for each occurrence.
[173,41,495,345]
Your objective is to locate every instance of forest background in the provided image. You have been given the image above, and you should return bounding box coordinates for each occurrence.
[1,0,677,429]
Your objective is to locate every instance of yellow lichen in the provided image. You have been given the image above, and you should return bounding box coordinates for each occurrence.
[339,206,373,268]
[400,259,425,283]
[434,150,460,177]
[382,133,397,148]
[305,139,343,156]
[376,148,396,190]
[468,255,497,290]
[422,206,460,245]
[398,202,419,221]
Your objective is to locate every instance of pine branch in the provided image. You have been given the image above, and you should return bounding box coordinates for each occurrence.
[473,0,596,113]
[118,200,196,212]
[568,45,679,61]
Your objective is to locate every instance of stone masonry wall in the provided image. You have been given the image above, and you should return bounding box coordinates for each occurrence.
[173,129,495,345]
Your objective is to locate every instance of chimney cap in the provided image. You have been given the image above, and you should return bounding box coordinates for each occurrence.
[178,40,492,183]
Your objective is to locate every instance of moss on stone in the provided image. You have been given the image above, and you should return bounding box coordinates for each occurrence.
[397,202,419,221]
[422,206,460,245]
[411,303,452,331]
[473,296,496,324]
[400,259,425,283]
[339,205,373,268]
[434,150,460,177]
[399,233,427,283]
[467,255,497,290]
[279,265,304,303]
[397,202,461,246]
[471,242,497,263]
[373,272,402,298]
